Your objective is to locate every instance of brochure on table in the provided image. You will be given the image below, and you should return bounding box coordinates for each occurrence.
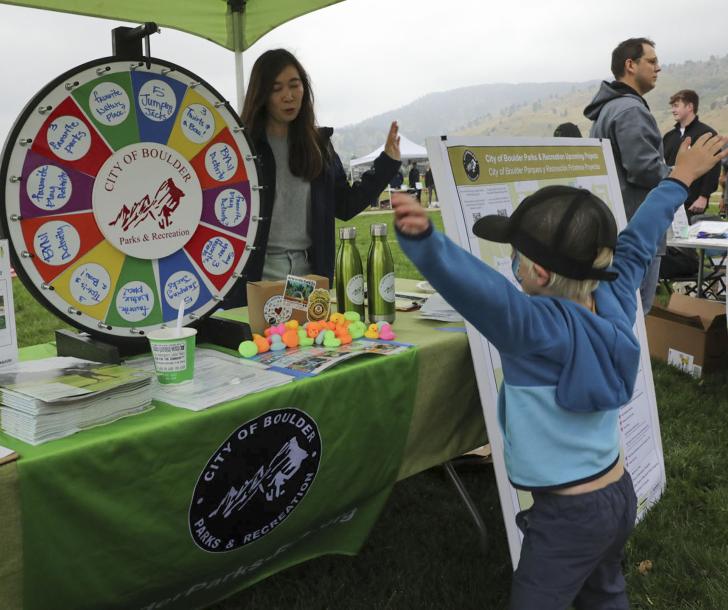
[426,135,667,567]
[0,357,153,445]
[0,239,18,369]
[130,349,293,411]
[0,444,17,464]
[249,339,411,377]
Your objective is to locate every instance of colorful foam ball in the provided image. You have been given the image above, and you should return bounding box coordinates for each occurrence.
[253,334,270,353]
[270,339,286,351]
[364,324,380,339]
[238,340,258,358]
[344,311,361,322]
[348,321,366,339]
[282,330,299,348]
[323,334,341,348]
[379,325,396,341]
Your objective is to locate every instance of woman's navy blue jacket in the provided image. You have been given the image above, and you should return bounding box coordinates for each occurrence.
[222,127,400,307]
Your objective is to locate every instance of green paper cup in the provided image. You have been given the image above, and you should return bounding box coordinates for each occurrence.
[147,327,197,384]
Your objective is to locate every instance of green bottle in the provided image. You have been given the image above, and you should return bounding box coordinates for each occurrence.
[367,223,396,324]
[335,227,365,317]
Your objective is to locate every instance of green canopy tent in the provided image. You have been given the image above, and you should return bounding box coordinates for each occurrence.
[0,0,344,110]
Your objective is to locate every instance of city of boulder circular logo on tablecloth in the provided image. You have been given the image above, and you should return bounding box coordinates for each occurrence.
[189,408,321,552]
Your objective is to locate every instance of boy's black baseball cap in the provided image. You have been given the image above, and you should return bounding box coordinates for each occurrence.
[472,185,619,281]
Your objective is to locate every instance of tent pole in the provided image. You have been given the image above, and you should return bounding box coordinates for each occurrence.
[235,51,245,114]
[229,0,246,114]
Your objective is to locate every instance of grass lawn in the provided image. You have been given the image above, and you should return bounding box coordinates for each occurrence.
[11,205,728,609]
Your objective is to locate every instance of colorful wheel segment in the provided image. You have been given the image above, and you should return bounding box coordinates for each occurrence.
[0,57,261,345]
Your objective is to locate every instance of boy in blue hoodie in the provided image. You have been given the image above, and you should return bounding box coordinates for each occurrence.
[392,134,727,610]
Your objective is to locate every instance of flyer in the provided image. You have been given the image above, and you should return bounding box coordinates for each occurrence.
[251,339,411,376]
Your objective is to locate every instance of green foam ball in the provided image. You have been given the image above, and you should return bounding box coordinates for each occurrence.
[238,341,258,358]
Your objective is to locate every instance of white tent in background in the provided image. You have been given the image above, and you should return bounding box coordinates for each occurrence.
[349,133,428,167]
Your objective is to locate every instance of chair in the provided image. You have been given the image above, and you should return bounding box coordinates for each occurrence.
[661,214,728,301]
[659,247,700,297]
[701,251,726,300]
[659,248,726,301]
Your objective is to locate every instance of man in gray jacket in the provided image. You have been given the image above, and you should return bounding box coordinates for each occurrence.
[584,37,669,314]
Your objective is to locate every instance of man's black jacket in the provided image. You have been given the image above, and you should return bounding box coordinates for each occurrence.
[663,116,720,212]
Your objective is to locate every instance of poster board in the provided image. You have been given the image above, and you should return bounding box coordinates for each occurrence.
[426,135,667,566]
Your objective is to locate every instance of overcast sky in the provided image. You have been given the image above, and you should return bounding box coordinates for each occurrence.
[0,0,725,141]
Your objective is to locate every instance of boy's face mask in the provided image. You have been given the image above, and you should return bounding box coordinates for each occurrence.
[511,250,523,284]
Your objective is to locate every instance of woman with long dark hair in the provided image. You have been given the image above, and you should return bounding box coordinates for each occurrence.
[224,48,401,306]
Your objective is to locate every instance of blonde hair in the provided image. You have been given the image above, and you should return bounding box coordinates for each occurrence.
[520,247,614,302]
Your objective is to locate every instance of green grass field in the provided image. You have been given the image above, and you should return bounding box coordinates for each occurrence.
[12,206,728,609]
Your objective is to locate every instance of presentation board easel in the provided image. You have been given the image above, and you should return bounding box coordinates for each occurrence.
[426,135,667,566]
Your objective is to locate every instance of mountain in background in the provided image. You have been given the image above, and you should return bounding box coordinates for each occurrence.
[332,82,598,162]
[332,54,728,164]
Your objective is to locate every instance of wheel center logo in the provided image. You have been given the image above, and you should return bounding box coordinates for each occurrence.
[92,142,202,259]
[189,408,321,552]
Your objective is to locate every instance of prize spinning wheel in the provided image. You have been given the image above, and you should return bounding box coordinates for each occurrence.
[0,56,261,349]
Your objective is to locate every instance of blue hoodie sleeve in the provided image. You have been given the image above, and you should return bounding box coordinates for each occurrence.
[396,225,566,356]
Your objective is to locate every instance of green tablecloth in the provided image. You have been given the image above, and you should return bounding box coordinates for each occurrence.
[0,309,485,610]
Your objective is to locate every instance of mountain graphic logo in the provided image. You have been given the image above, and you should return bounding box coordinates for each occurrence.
[109,177,185,232]
[208,437,310,520]
[189,408,321,553]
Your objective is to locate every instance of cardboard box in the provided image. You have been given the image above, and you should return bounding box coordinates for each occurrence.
[645,293,728,377]
[246,275,329,334]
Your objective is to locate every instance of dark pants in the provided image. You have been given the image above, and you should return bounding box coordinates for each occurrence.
[640,255,662,315]
[510,470,637,610]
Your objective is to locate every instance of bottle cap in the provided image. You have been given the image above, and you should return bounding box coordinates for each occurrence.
[370,223,388,237]
[339,226,357,239]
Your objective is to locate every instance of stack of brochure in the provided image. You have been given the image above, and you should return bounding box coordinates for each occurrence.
[419,293,463,323]
[0,357,153,445]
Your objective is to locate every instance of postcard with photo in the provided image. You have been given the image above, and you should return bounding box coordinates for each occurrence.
[283,274,317,310]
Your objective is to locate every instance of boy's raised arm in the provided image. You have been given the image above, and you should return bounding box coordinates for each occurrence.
[392,193,560,354]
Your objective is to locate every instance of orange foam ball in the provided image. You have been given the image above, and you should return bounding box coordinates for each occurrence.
[282,330,299,348]
[253,334,270,353]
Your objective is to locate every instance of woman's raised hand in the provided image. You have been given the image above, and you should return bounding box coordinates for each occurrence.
[384,121,401,161]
